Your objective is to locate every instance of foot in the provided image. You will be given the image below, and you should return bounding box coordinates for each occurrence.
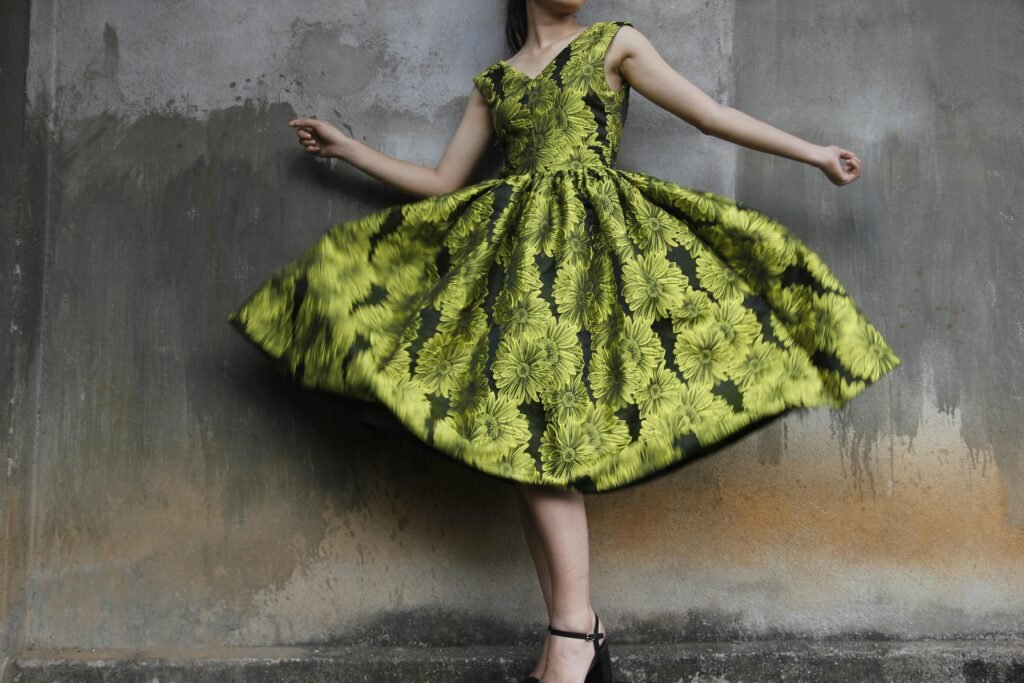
[538,607,606,683]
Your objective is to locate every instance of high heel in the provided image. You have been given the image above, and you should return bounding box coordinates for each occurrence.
[539,611,612,683]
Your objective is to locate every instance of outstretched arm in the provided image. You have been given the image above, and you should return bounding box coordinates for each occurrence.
[609,26,861,186]
[288,83,494,199]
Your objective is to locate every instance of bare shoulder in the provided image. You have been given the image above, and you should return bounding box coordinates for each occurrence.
[607,23,655,64]
[605,23,657,90]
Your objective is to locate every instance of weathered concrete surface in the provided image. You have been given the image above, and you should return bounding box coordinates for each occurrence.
[7,640,1024,682]
[2,0,1022,675]
[1,0,48,674]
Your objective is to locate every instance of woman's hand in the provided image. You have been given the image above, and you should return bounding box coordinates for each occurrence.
[817,145,862,186]
[288,117,353,160]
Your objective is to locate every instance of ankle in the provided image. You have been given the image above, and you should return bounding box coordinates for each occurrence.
[549,605,596,633]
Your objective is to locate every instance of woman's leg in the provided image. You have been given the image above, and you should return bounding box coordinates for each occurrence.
[517,483,606,683]
[516,484,554,678]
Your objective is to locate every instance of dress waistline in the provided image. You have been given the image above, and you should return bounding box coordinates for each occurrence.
[498,161,615,178]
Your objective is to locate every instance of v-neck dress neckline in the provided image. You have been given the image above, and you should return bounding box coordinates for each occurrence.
[498,22,598,82]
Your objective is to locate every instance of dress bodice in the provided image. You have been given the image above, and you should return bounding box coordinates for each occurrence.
[472,20,634,177]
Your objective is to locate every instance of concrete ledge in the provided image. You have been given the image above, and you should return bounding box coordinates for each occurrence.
[4,640,1024,682]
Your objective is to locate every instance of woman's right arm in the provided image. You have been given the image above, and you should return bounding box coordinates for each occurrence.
[288,84,494,199]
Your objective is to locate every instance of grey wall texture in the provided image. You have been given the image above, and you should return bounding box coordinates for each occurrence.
[3,0,1023,669]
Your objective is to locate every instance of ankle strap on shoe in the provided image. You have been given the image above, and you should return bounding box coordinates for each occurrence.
[548,626,605,640]
[547,612,603,640]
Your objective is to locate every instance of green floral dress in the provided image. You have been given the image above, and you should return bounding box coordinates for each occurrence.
[227,20,901,493]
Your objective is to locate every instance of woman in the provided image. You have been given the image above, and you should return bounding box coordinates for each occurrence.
[229,1,901,681]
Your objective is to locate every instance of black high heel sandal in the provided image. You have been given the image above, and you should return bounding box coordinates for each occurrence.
[528,612,612,683]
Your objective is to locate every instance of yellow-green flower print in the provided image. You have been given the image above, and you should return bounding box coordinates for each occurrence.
[540,420,597,482]
[590,342,642,409]
[812,290,859,352]
[469,391,532,452]
[519,186,560,256]
[541,373,590,421]
[519,113,562,172]
[471,71,497,108]
[778,350,826,405]
[585,254,618,328]
[371,234,437,296]
[552,261,589,327]
[448,366,491,414]
[433,412,472,458]
[503,234,546,287]
[557,220,594,265]
[834,315,901,382]
[673,324,736,387]
[618,315,665,372]
[404,191,472,228]
[305,254,372,320]
[709,298,763,355]
[493,289,551,337]
[773,284,814,331]
[229,21,900,494]
[588,307,622,352]
[561,47,613,93]
[622,251,687,322]
[537,317,584,385]
[695,249,748,302]
[493,335,550,404]
[491,443,543,484]
[493,93,532,141]
[670,288,715,333]
[437,301,488,344]
[546,132,605,173]
[501,75,533,107]
[413,330,473,397]
[803,249,847,294]
[521,78,560,116]
[727,339,786,392]
[589,175,626,229]
[369,339,413,383]
[634,363,685,419]
[725,237,791,295]
[628,200,683,254]
[647,382,731,447]
[579,402,632,454]
[380,373,431,434]
[445,192,495,252]
[739,211,798,268]
[572,21,609,55]
[605,96,626,153]
[659,183,718,223]
[549,87,600,144]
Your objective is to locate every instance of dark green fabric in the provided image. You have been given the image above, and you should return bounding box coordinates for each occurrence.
[228,20,901,493]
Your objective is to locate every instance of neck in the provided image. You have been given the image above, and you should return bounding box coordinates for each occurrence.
[523,11,583,49]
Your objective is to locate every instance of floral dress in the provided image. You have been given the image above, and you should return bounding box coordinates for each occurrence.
[227,20,901,493]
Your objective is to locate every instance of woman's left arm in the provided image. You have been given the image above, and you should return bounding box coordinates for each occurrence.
[611,25,862,186]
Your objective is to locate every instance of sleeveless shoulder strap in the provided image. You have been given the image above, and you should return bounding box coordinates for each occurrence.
[472,65,499,108]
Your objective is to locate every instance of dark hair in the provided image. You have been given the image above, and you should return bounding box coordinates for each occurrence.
[505,0,528,54]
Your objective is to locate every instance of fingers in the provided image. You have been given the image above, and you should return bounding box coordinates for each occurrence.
[838,147,861,169]
[292,126,321,154]
[288,117,322,132]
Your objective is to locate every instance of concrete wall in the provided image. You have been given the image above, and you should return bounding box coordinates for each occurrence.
[3,0,1022,666]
